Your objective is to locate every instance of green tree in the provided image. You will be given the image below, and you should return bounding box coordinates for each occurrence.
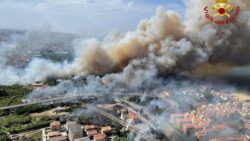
[114,137,133,141]
[0,126,11,141]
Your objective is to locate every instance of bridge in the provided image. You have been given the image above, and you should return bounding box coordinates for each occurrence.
[0,92,178,140]
[82,103,154,141]
[0,93,178,111]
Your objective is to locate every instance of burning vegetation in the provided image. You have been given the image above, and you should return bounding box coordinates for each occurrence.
[0,0,250,141]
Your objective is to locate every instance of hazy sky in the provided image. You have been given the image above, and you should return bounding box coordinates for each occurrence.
[0,0,184,37]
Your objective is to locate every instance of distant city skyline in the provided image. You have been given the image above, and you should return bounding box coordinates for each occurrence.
[0,0,184,37]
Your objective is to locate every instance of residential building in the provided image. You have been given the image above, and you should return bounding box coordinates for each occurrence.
[50,136,67,141]
[101,126,112,134]
[83,125,96,132]
[94,133,107,141]
[74,137,91,141]
[50,121,61,131]
[68,122,83,141]
[86,130,98,137]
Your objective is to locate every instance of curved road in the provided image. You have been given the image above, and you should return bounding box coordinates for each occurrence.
[82,103,154,141]
[0,92,178,140]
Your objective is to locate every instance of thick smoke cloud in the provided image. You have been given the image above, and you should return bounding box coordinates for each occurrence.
[0,0,249,87]
[22,1,250,140]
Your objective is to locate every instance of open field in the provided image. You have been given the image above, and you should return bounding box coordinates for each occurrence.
[31,108,69,118]
[0,85,32,107]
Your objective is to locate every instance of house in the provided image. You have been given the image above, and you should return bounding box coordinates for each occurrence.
[94,134,107,141]
[50,121,61,131]
[101,126,112,134]
[120,109,128,114]
[182,123,205,134]
[83,125,96,132]
[120,109,128,121]
[32,82,48,89]
[127,112,139,124]
[86,130,98,137]
[50,136,67,141]
[66,121,76,131]
[47,131,61,139]
[74,137,91,141]
[68,122,83,141]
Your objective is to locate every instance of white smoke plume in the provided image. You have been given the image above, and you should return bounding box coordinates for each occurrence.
[21,1,250,140]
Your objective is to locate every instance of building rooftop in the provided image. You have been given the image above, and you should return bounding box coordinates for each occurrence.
[66,121,76,127]
[128,112,139,120]
[73,137,91,141]
[50,136,67,141]
[120,109,128,113]
[83,125,96,131]
[51,121,61,127]
[94,133,107,140]
[101,126,112,132]
[69,124,82,135]
[47,131,61,138]
[86,130,98,136]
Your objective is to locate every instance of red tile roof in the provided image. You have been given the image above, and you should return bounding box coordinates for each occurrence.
[101,126,112,133]
[83,125,96,130]
[50,136,67,141]
[94,133,106,140]
[87,130,98,136]
[128,112,139,120]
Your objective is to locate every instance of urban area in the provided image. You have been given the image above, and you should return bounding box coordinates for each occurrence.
[1,81,250,141]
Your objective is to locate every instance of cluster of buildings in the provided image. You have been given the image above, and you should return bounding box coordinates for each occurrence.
[43,120,114,141]
[119,108,140,125]
[42,105,143,141]
[170,91,250,141]
[43,121,67,141]
[82,124,112,141]
[31,82,49,89]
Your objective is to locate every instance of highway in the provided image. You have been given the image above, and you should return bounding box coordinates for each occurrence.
[115,97,157,130]
[0,96,87,110]
[0,92,178,140]
[115,97,178,139]
[82,103,154,141]
[0,93,178,111]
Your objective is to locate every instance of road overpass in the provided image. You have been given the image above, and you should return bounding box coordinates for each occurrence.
[82,103,154,140]
[0,92,177,140]
[0,92,177,111]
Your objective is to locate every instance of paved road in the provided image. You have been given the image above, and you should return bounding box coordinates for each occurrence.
[0,93,177,140]
[0,93,176,110]
[82,103,154,141]
[116,97,178,139]
[116,97,157,130]
[0,97,71,110]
